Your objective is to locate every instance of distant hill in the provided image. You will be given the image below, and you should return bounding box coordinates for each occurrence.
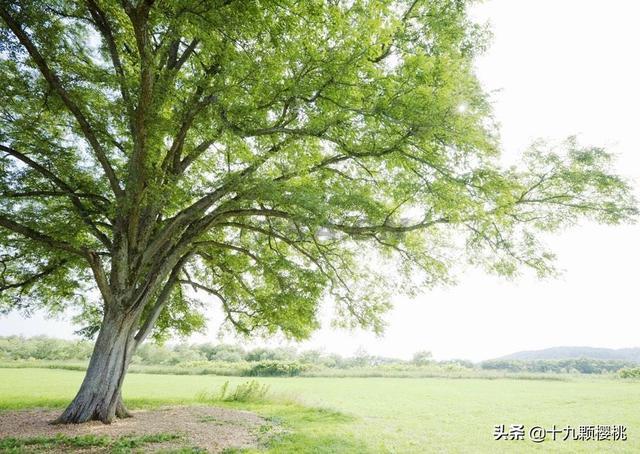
[495,346,640,363]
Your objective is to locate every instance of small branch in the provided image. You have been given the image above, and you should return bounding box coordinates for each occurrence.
[0,260,67,292]
[195,240,261,263]
[178,276,251,335]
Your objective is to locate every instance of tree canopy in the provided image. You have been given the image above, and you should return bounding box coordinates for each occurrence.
[0,0,636,342]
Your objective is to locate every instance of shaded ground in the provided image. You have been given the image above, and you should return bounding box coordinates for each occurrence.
[0,406,268,452]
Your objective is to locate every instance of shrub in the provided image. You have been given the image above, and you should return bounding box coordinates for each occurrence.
[412,350,433,365]
[246,360,307,377]
[225,380,270,402]
[245,347,297,362]
[197,380,270,403]
[620,367,640,378]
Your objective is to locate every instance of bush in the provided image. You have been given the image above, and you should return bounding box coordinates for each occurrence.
[245,347,297,362]
[197,344,245,362]
[197,380,270,403]
[620,367,640,378]
[246,360,308,377]
[225,380,270,402]
[0,336,93,361]
[412,350,433,366]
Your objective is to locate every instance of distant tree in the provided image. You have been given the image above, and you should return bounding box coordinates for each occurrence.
[322,353,345,369]
[245,346,296,362]
[352,347,373,367]
[171,342,205,363]
[197,343,244,362]
[412,350,433,365]
[298,349,324,365]
[0,0,635,423]
[133,343,176,365]
[0,335,93,360]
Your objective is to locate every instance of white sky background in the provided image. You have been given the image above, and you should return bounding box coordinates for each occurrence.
[1,0,639,361]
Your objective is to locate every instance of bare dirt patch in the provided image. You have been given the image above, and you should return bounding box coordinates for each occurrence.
[0,406,268,452]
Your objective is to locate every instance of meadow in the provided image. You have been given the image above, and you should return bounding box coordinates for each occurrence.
[1,368,638,453]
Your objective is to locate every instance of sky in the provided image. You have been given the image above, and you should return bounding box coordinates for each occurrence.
[1,0,639,362]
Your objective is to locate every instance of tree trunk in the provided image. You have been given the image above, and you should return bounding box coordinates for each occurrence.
[54,308,138,424]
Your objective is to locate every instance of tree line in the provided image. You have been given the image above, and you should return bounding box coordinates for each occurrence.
[0,336,440,368]
[1,336,636,375]
[480,359,637,374]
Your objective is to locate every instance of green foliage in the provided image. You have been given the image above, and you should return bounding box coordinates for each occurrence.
[247,361,308,377]
[0,336,93,361]
[620,367,640,379]
[0,0,635,346]
[4,337,637,378]
[226,380,271,402]
[245,347,297,362]
[411,350,433,365]
[0,433,180,453]
[197,343,245,362]
[197,379,270,403]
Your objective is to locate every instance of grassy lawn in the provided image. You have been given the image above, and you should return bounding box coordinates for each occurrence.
[0,368,638,453]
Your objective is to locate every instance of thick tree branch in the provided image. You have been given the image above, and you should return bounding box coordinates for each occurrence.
[0,215,86,257]
[1,190,107,202]
[134,252,191,345]
[86,251,115,306]
[141,138,290,266]
[168,38,199,71]
[84,0,135,133]
[166,93,217,174]
[328,217,450,235]
[176,136,217,174]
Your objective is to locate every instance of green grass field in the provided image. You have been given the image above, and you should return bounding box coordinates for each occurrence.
[0,368,638,453]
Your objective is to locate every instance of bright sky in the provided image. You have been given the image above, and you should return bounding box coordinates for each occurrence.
[1,0,639,362]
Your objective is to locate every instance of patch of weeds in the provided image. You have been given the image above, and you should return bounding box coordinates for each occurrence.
[0,433,180,453]
[112,433,180,452]
[217,380,230,400]
[228,380,270,402]
[197,415,224,425]
[157,448,208,454]
[0,434,110,451]
[197,380,270,404]
[264,415,284,425]
[293,406,355,424]
[255,421,290,447]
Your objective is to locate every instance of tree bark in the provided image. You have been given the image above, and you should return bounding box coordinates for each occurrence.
[115,390,133,419]
[53,308,138,424]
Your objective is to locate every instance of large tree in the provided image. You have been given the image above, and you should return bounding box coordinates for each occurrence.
[0,0,635,423]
